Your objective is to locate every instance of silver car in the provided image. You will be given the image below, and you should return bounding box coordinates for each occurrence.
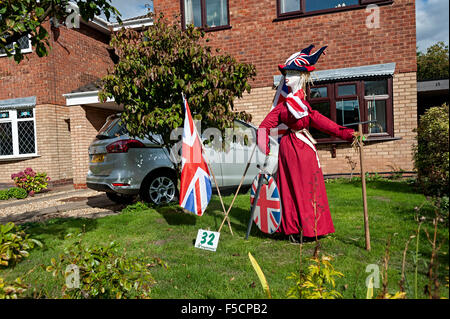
[87,114,279,205]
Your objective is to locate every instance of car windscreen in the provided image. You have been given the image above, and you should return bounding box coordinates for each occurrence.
[96,117,128,140]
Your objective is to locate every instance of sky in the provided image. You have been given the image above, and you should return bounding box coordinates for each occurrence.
[416,0,449,52]
[105,0,449,53]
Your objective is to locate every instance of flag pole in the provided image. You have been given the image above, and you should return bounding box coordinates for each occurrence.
[203,153,234,236]
[183,93,233,235]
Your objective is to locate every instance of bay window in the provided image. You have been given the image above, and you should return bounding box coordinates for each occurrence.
[307,77,393,142]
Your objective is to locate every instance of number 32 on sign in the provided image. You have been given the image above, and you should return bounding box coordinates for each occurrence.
[194,229,220,252]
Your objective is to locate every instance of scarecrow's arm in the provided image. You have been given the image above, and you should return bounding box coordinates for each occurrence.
[257,103,283,155]
[309,108,354,142]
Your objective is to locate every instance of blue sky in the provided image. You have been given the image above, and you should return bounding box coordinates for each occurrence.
[416,0,449,52]
[106,0,449,52]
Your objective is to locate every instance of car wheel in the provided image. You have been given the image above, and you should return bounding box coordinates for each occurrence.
[140,173,178,205]
[106,192,135,204]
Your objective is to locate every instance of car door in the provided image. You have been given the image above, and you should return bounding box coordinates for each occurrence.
[220,120,276,187]
[201,133,223,188]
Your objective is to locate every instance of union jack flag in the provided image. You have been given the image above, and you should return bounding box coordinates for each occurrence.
[287,52,311,68]
[179,95,212,216]
[250,174,282,234]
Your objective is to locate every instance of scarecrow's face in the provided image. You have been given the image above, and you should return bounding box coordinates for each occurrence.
[285,70,302,92]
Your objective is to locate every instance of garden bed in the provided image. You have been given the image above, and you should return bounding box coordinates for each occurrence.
[0,179,448,299]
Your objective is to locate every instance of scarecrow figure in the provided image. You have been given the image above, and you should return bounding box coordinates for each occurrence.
[257,45,355,243]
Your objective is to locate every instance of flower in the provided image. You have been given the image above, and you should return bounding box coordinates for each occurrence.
[24,168,36,177]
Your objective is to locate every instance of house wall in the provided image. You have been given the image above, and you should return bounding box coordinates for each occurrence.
[70,105,116,189]
[153,0,417,88]
[154,0,418,176]
[0,21,113,185]
[0,104,72,187]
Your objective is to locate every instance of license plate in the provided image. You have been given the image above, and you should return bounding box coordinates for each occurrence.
[91,154,105,163]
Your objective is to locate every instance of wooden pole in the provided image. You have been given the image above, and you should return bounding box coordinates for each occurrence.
[245,172,265,240]
[218,144,257,233]
[204,154,234,236]
[358,123,371,251]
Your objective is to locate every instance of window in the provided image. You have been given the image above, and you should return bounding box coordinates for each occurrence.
[0,108,37,159]
[307,77,393,143]
[182,0,230,31]
[305,0,359,12]
[0,34,32,57]
[276,0,392,18]
[364,79,389,134]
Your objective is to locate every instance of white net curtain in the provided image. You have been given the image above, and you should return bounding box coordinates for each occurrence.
[184,0,228,28]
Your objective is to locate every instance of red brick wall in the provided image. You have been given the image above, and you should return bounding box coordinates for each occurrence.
[0,21,112,104]
[154,0,416,88]
[0,21,114,184]
[154,0,418,177]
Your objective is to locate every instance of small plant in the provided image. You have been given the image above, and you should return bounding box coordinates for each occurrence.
[0,277,27,299]
[387,164,406,180]
[11,168,50,194]
[0,190,10,200]
[345,156,357,179]
[287,255,344,299]
[365,172,386,182]
[46,233,158,299]
[0,187,29,200]
[0,222,42,267]
[121,201,150,213]
[7,187,28,199]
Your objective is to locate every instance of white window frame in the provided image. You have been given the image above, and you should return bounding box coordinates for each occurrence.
[0,108,38,160]
[0,34,32,57]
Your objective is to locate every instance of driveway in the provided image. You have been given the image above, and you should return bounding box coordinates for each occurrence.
[0,186,126,224]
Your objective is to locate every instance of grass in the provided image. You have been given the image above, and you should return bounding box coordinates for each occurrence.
[1,179,448,299]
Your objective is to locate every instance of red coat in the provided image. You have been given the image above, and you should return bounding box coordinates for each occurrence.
[257,91,354,237]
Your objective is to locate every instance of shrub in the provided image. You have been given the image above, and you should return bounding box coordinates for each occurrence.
[0,190,10,200]
[286,255,344,299]
[0,277,27,299]
[46,233,158,299]
[11,168,50,194]
[413,103,449,197]
[0,222,42,268]
[99,13,256,165]
[7,187,28,200]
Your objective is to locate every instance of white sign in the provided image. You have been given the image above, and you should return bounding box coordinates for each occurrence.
[194,229,220,252]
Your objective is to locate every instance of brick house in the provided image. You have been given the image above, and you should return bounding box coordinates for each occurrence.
[0,16,152,188]
[153,0,418,177]
[1,0,417,189]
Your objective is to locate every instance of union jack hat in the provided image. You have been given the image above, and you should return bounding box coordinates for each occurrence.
[278,44,327,73]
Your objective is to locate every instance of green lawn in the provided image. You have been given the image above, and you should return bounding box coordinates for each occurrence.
[1,179,448,299]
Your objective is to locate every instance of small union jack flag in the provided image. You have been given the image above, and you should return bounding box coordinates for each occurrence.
[179,94,212,216]
[250,174,282,234]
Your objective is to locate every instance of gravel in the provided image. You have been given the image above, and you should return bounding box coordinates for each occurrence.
[0,190,124,223]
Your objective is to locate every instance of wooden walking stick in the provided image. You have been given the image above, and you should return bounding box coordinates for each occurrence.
[357,123,371,251]
[218,144,257,233]
[202,145,234,236]
[346,118,375,251]
[245,155,270,240]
